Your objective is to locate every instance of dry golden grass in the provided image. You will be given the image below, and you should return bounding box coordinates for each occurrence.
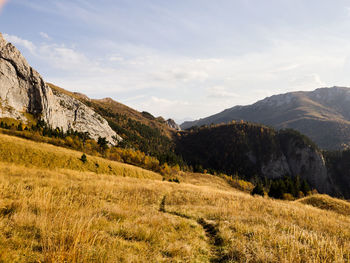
[165,187,350,262]
[0,134,349,262]
[176,172,235,191]
[297,194,350,216]
[0,133,160,180]
[0,164,209,262]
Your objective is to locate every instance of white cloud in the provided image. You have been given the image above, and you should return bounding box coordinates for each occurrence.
[3,34,92,72]
[269,63,300,73]
[39,32,51,40]
[289,74,326,91]
[109,55,124,62]
[39,45,90,70]
[207,86,239,99]
[122,94,146,103]
[3,33,36,54]
[3,33,350,120]
[134,96,193,119]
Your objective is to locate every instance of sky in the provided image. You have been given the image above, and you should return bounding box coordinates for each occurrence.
[1,0,350,123]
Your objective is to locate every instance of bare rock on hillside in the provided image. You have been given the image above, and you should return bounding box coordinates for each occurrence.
[166,119,181,131]
[0,33,121,144]
[280,137,331,193]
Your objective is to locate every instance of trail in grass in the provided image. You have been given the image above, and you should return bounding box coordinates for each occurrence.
[159,195,229,263]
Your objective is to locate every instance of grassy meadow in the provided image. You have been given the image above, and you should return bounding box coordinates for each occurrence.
[0,133,160,180]
[0,134,349,262]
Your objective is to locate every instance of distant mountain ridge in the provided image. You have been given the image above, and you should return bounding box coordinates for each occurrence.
[181,87,350,150]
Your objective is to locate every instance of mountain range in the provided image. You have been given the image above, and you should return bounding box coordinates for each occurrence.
[181,87,350,150]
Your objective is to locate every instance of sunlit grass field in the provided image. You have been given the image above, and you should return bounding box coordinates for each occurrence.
[0,134,349,262]
[0,133,160,179]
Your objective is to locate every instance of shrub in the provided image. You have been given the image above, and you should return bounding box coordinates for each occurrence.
[268,180,286,199]
[298,191,305,198]
[251,183,264,196]
[98,137,108,151]
[80,153,87,163]
[282,193,295,201]
[168,178,180,184]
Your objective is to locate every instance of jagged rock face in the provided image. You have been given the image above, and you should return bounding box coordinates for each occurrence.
[280,138,331,193]
[43,88,122,143]
[176,124,335,194]
[0,35,45,119]
[259,135,332,193]
[260,154,291,179]
[166,119,181,131]
[0,33,121,144]
[258,143,330,193]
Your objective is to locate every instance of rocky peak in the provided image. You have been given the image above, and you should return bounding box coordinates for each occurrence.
[0,33,121,144]
[254,92,297,109]
[166,119,181,131]
[309,87,350,103]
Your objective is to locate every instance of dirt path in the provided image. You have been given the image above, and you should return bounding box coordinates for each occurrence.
[159,195,229,262]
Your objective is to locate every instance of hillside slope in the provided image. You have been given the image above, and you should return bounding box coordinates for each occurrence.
[297,194,350,216]
[47,83,175,138]
[0,134,349,262]
[0,133,160,179]
[47,83,181,164]
[181,87,350,150]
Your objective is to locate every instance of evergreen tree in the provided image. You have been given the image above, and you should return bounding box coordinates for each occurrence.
[251,183,264,196]
[268,180,286,199]
[80,153,87,163]
[98,137,108,150]
[301,180,311,195]
[17,123,23,131]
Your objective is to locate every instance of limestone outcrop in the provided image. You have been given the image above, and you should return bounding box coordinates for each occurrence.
[0,33,121,144]
[274,137,330,193]
[259,134,331,193]
[166,119,181,131]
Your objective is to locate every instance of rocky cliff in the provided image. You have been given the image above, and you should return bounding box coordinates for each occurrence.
[277,131,331,193]
[0,33,121,144]
[166,119,181,131]
[176,123,334,194]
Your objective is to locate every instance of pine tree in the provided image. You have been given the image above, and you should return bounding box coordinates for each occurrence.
[301,180,311,195]
[251,183,264,196]
[98,137,108,150]
[268,180,286,199]
[80,153,87,163]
